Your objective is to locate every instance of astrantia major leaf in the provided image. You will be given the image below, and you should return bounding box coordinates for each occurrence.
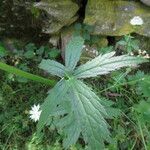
[65,35,84,71]
[39,59,65,78]
[67,79,111,150]
[37,79,70,132]
[55,112,81,149]
[74,52,147,79]
[38,35,147,149]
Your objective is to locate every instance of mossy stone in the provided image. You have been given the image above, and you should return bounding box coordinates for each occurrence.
[141,0,150,6]
[84,0,150,37]
[95,37,108,48]
[135,34,150,51]
[34,0,79,34]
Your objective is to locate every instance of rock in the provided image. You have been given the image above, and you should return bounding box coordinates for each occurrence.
[84,0,150,37]
[94,36,108,48]
[0,0,41,39]
[34,0,79,34]
[134,34,150,51]
[0,0,79,40]
[2,38,26,52]
[141,0,150,6]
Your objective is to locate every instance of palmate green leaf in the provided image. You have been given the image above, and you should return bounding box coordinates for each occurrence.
[45,100,71,128]
[74,52,147,79]
[65,36,84,71]
[39,59,65,78]
[55,112,81,149]
[37,79,70,132]
[37,35,147,150]
[67,79,111,150]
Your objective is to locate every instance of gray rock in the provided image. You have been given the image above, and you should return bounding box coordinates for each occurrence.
[141,0,150,6]
[84,0,150,37]
[34,0,79,34]
[0,0,79,38]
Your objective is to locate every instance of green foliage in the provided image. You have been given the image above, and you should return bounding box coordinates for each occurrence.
[23,43,60,60]
[74,23,99,45]
[0,42,7,57]
[139,77,150,99]
[74,52,145,79]
[127,71,150,99]
[48,48,60,59]
[38,35,147,149]
[1,82,43,150]
[116,35,140,53]
[65,36,84,70]
[0,34,149,149]
[99,46,113,54]
[132,99,150,150]
[31,6,40,18]
[101,68,150,149]
[134,100,150,123]
[39,60,65,78]
[0,42,59,85]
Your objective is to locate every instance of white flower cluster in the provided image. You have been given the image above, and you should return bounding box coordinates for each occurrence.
[83,45,99,56]
[29,104,42,122]
[129,50,149,59]
[130,16,144,26]
[138,50,150,59]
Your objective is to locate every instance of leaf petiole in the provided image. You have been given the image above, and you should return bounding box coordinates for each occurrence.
[0,62,56,86]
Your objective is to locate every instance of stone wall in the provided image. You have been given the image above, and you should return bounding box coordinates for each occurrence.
[0,0,149,42]
[84,0,150,37]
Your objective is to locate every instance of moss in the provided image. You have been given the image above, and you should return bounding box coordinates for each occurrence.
[95,36,108,48]
[84,0,150,37]
[34,0,79,34]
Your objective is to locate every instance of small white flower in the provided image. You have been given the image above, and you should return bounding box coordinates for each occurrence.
[129,52,134,56]
[143,54,150,59]
[138,49,142,54]
[130,16,144,25]
[82,45,86,48]
[142,50,147,55]
[29,104,42,122]
[95,51,99,56]
[85,48,88,51]
[92,49,96,54]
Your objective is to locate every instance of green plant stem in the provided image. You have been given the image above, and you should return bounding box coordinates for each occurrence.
[100,70,129,93]
[3,129,14,150]
[100,77,149,93]
[130,137,137,150]
[137,117,148,150]
[122,112,137,127]
[0,62,56,86]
